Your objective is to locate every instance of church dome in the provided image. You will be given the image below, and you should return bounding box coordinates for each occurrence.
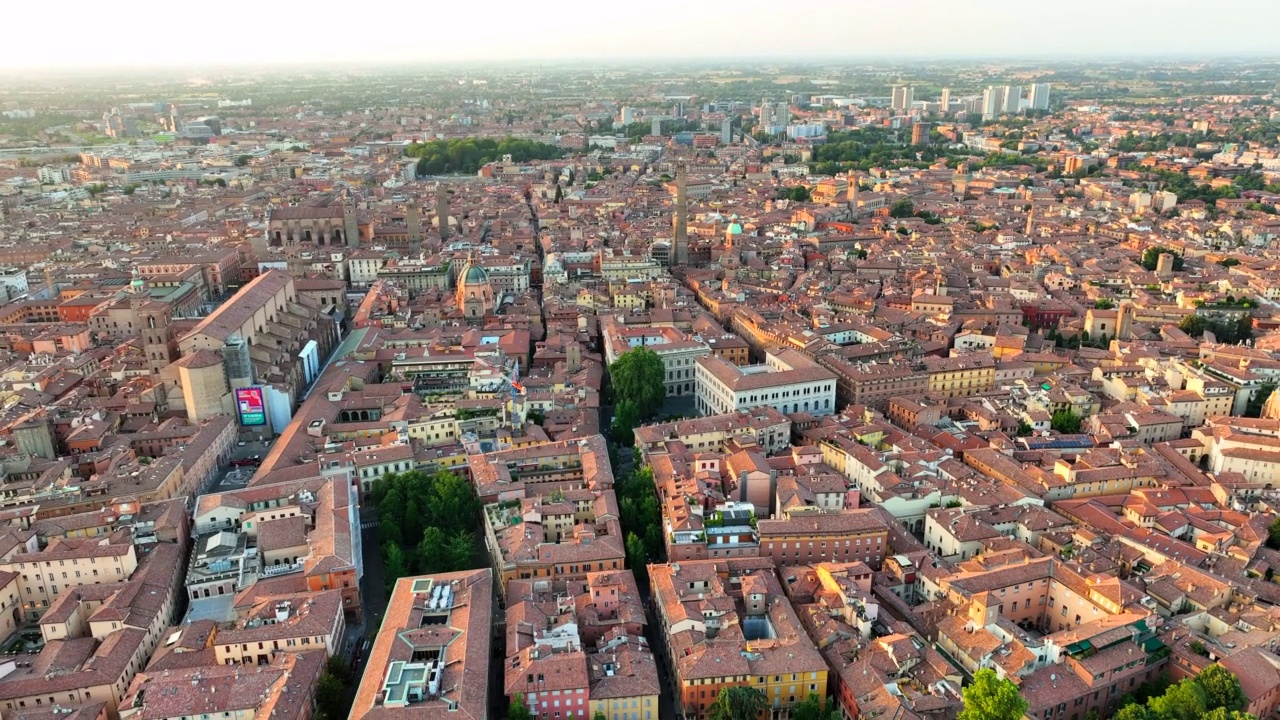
[462,263,488,284]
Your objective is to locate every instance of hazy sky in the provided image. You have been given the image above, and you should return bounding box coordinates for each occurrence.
[6,0,1280,69]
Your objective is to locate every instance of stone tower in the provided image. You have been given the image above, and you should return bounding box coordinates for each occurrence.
[343,195,359,248]
[407,205,422,256]
[436,188,450,242]
[1025,207,1035,236]
[1116,301,1134,341]
[673,162,689,266]
[847,171,860,217]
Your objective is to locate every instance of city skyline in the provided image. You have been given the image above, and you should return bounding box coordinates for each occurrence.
[4,0,1280,70]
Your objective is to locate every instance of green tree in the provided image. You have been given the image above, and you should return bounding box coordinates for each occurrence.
[1266,518,1280,551]
[1180,314,1209,337]
[431,473,481,529]
[1141,246,1185,271]
[1094,298,1115,309]
[889,199,915,218]
[958,669,1028,720]
[625,532,649,582]
[234,155,252,167]
[1197,664,1247,712]
[1016,421,1033,437]
[1200,709,1257,720]
[778,185,811,202]
[445,530,476,571]
[408,136,564,176]
[609,348,666,420]
[315,673,346,719]
[508,693,535,720]
[791,694,840,720]
[594,713,609,720]
[611,400,641,446]
[707,686,770,720]
[1112,704,1152,720]
[384,543,410,588]
[1246,383,1276,419]
[325,655,352,685]
[1051,410,1082,434]
[1234,314,1254,344]
[1149,679,1206,720]
[416,526,449,573]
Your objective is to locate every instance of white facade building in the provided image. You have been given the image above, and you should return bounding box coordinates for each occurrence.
[695,348,837,417]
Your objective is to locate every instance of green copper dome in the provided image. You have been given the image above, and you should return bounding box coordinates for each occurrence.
[462,263,488,284]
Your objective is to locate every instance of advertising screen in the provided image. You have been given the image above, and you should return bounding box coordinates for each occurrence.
[235,387,266,426]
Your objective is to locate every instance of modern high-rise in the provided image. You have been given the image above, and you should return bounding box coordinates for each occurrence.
[720,117,732,145]
[1030,83,1052,111]
[981,87,1002,120]
[891,85,914,112]
[760,98,772,128]
[1003,86,1022,114]
[774,102,791,127]
[939,88,951,115]
[620,106,636,125]
[911,122,933,146]
[651,117,663,136]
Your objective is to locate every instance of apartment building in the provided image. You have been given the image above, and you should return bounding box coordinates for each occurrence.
[922,354,996,399]
[120,651,326,720]
[812,356,928,411]
[482,489,626,596]
[504,572,657,720]
[756,510,890,569]
[633,407,792,458]
[3,530,138,621]
[601,314,710,398]
[190,475,362,621]
[0,542,184,718]
[695,349,837,417]
[651,557,828,720]
[351,570,491,720]
[212,590,345,665]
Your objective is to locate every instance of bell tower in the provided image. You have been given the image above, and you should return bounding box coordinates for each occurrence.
[343,195,359,248]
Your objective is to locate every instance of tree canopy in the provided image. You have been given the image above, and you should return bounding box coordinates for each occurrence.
[1051,409,1082,434]
[508,693,534,720]
[791,693,841,720]
[1114,665,1253,720]
[368,470,481,593]
[408,137,563,176]
[1179,313,1253,345]
[616,467,662,582]
[609,348,666,421]
[1141,246,1185,272]
[958,669,1028,720]
[1197,664,1247,713]
[777,185,811,202]
[889,199,916,218]
[707,686,769,720]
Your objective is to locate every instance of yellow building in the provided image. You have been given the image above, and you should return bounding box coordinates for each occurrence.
[8,531,139,621]
[923,355,995,398]
[651,557,828,720]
